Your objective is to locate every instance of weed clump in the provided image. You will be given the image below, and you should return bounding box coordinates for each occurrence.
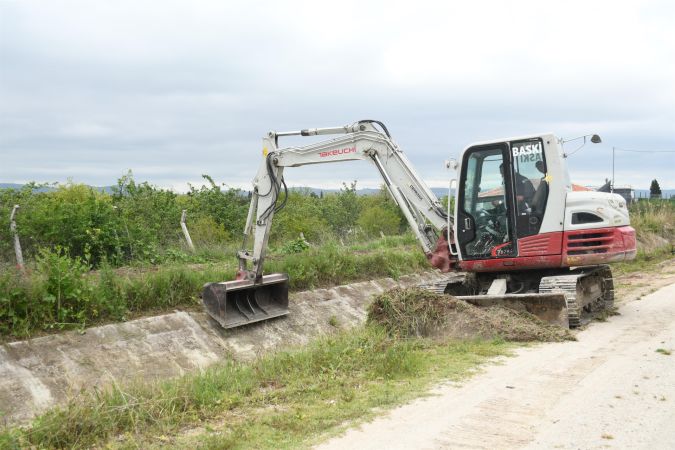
[367,287,573,342]
[367,287,462,338]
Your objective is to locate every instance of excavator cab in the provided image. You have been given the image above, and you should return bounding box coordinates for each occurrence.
[455,137,550,263]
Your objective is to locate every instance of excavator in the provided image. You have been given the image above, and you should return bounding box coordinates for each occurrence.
[202,120,637,329]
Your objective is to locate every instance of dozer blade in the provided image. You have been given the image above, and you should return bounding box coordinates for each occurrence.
[456,293,569,327]
[202,273,290,329]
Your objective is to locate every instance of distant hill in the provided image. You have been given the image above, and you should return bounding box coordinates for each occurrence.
[289,186,452,198]
[0,183,114,193]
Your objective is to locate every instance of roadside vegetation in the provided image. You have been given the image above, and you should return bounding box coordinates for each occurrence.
[0,288,574,450]
[1,176,673,339]
[0,177,672,448]
[0,176,419,339]
[613,200,675,275]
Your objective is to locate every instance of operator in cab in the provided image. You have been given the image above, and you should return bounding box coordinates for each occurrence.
[499,163,535,210]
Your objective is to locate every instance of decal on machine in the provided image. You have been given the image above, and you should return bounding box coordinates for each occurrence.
[511,142,542,157]
[319,146,356,158]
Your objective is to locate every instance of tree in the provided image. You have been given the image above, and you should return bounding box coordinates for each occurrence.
[650,179,662,199]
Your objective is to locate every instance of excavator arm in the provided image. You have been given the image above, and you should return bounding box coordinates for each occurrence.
[202,120,456,328]
[237,120,454,281]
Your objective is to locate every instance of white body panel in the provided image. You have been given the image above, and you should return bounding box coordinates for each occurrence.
[563,191,630,230]
[534,134,568,234]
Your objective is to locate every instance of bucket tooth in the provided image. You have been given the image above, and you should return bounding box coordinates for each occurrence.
[202,273,289,329]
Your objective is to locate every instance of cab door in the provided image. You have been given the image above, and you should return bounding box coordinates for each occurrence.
[456,143,516,260]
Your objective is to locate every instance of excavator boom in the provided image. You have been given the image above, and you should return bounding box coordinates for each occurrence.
[202,120,455,328]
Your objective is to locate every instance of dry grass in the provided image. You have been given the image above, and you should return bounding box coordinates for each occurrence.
[367,287,574,342]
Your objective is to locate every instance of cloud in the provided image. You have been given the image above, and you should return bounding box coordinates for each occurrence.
[0,0,673,190]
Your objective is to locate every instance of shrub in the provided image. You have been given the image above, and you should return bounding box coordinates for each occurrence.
[36,247,93,328]
[357,205,402,237]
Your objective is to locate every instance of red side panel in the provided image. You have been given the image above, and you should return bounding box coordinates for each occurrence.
[562,226,636,266]
[518,232,563,256]
[459,255,563,272]
[457,226,636,272]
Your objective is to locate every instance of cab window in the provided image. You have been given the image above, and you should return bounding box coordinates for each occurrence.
[510,138,548,238]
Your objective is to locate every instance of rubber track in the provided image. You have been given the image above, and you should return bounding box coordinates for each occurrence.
[600,265,615,309]
[539,274,581,328]
[418,274,466,295]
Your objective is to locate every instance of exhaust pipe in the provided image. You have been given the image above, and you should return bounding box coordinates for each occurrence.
[202,273,290,329]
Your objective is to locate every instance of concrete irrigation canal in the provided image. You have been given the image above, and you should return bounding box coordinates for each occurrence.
[0,271,448,424]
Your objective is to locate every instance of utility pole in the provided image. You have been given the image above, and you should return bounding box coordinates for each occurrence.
[611,147,615,193]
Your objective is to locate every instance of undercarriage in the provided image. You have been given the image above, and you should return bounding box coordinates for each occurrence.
[420,265,615,328]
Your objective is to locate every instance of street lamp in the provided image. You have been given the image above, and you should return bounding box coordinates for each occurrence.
[559,134,602,158]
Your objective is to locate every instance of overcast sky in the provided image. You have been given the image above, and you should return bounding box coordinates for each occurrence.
[1,0,674,191]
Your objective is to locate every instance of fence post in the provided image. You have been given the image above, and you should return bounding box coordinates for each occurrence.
[9,205,25,272]
[180,210,195,252]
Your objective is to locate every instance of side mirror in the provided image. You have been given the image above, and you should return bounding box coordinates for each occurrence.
[445,159,458,171]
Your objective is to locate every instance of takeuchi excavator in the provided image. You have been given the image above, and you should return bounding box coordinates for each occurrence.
[202,120,637,329]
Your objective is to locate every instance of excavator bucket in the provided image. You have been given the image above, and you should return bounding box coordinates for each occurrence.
[202,273,289,329]
[421,277,573,328]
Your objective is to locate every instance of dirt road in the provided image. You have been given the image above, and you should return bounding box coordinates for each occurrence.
[318,270,675,449]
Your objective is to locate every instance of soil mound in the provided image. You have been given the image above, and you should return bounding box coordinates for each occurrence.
[367,287,573,342]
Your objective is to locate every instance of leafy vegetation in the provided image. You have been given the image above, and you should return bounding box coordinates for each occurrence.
[0,236,425,339]
[0,175,423,338]
[0,177,672,340]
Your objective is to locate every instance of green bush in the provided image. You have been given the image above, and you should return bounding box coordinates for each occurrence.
[187,215,231,245]
[270,190,330,242]
[358,205,402,237]
[36,246,93,328]
[320,182,362,238]
[0,266,46,336]
[279,237,310,254]
[0,184,122,267]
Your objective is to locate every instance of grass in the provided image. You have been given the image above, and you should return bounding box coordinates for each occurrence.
[0,326,511,449]
[2,199,673,340]
[0,287,578,449]
[629,200,675,238]
[368,287,573,342]
[612,245,673,276]
[0,236,426,340]
[655,348,671,356]
[1,201,672,448]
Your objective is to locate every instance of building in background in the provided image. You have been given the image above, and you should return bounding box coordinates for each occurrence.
[596,179,635,204]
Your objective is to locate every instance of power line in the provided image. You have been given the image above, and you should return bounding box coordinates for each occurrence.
[611,145,675,193]
[613,147,675,153]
